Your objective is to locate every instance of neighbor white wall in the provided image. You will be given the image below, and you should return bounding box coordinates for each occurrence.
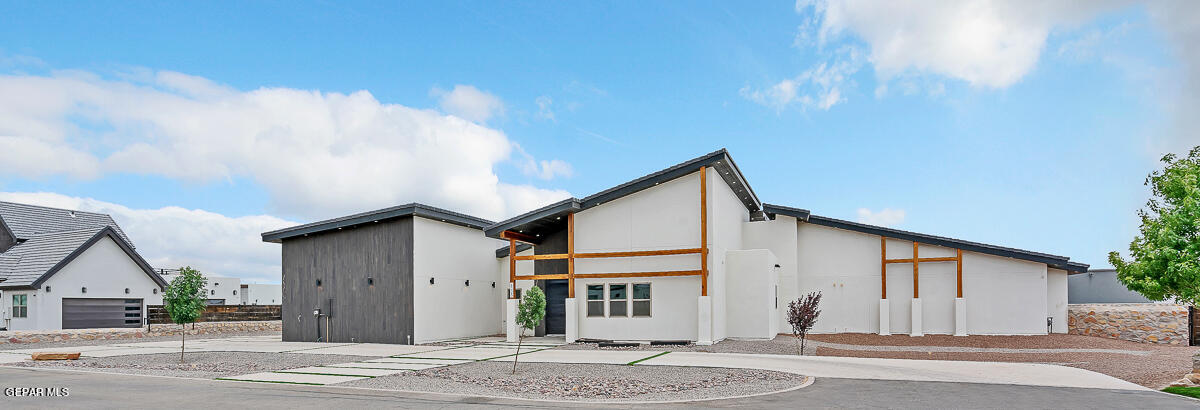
[151,275,240,305]
[412,216,508,343]
[725,249,778,339]
[1047,268,1068,334]
[8,236,161,330]
[243,284,283,305]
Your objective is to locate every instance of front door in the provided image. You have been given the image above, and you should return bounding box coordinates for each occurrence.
[544,280,567,334]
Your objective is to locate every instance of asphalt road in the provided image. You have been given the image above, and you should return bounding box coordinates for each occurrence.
[0,367,1196,409]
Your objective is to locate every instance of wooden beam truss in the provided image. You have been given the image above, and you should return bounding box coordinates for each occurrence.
[880,236,965,300]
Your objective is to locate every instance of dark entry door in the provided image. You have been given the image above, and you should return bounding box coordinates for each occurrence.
[544,280,567,334]
[62,298,143,329]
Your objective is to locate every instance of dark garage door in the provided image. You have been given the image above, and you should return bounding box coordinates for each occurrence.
[62,298,143,329]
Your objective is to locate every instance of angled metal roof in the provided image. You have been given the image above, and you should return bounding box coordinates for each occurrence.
[0,201,133,246]
[792,213,1088,273]
[495,242,533,258]
[0,226,168,289]
[484,149,761,241]
[762,203,811,221]
[262,203,495,243]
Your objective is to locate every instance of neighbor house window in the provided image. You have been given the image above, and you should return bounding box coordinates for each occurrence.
[609,284,627,317]
[586,285,604,317]
[12,294,28,318]
[631,283,651,317]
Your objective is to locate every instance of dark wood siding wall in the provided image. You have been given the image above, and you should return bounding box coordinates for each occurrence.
[533,225,568,336]
[281,217,414,344]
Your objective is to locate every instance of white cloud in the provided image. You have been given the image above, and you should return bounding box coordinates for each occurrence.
[535,95,555,121]
[803,0,1126,88]
[1144,2,1200,153]
[431,84,505,123]
[856,208,906,227]
[0,192,294,283]
[0,70,571,221]
[514,145,574,180]
[741,47,863,111]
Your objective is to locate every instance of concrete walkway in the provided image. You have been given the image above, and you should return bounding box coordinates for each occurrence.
[807,340,1153,355]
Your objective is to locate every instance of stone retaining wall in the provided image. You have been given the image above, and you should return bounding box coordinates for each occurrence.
[1068,303,1188,344]
[0,320,281,345]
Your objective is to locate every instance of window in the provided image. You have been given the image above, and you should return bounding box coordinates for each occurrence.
[608,284,627,317]
[586,285,604,317]
[12,294,27,318]
[631,283,651,317]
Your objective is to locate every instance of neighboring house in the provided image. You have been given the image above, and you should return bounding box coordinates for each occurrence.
[0,202,168,331]
[1068,269,1156,304]
[263,149,1089,344]
[152,274,241,305]
[240,284,282,305]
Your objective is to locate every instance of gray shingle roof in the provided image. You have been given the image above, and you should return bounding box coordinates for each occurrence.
[0,227,102,287]
[0,201,132,247]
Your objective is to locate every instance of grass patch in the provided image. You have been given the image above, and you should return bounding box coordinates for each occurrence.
[214,378,323,386]
[628,351,670,365]
[1163,386,1200,399]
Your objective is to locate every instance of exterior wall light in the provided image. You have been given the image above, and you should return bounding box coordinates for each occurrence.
[367,277,374,286]
[429,277,435,285]
[125,288,131,294]
[465,280,470,287]
[491,282,496,288]
[45,286,51,293]
[316,279,322,286]
[82,287,87,294]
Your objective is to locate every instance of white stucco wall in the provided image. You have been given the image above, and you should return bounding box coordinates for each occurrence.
[571,170,704,341]
[963,253,1048,335]
[150,275,240,305]
[4,236,161,331]
[725,249,779,339]
[499,248,535,334]
[742,216,798,333]
[795,223,882,334]
[707,167,748,341]
[1047,268,1068,333]
[412,216,508,343]
[242,284,283,305]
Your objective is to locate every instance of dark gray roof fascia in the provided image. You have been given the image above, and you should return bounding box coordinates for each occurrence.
[2,226,169,290]
[483,149,763,240]
[1064,261,1091,274]
[495,242,534,258]
[803,214,1087,272]
[262,203,495,243]
[483,198,581,239]
[762,203,811,221]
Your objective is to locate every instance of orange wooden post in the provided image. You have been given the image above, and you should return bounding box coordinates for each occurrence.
[568,213,575,298]
[699,166,708,297]
[508,238,516,299]
[912,241,919,299]
[956,249,963,298]
[880,236,887,299]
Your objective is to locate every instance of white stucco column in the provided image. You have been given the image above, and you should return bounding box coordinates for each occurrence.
[506,299,519,342]
[910,298,923,337]
[564,298,578,343]
[697,295,713,345]
[878,299,891,335]
[954,298,967,336]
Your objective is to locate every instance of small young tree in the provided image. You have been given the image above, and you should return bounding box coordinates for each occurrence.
[786,291,822,355]
[163,266,207,362]
[1109,146,1200,305]
[512,286,546,374]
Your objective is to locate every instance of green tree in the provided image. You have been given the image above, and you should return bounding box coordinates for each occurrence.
[1109,146,1200,305]
[512,286,546,374]
[163,266,207,362]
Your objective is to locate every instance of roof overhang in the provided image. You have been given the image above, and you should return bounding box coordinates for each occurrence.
[800,214,1088,273]
[262,203,495,243]
[0,227,169,290]
[762,203,811,222]
[484,149,762,242]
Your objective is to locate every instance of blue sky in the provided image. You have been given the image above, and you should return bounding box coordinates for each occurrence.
[0,1,1195,282]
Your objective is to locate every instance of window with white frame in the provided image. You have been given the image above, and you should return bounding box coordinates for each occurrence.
[585,283,652,318]
[631,283,651,317]
[12,294,28,318]
[586,285,604,317]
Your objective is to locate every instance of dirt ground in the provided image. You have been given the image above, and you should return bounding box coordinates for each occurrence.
[808,333,1198,389]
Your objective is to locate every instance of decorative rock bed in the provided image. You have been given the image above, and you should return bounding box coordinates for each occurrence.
[6,352,367,379]
[342,361,808,402]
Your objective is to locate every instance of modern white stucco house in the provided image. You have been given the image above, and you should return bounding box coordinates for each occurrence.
[0,202,168,331]
[240,284,283,305]
[263,149,1088,344]
[151,274,243,305]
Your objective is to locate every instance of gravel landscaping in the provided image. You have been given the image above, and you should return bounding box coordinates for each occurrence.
[0,331,281,351]
[5,351,370,379]
[342,361,807,402]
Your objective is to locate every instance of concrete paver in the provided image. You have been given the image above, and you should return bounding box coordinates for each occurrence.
[327,361,443,370]
[287,343,447,356]
[367,357,470,365]
[219,371,366,385]
[513,349,665,365]
[637,351,1147,391]
[403,346,533,360]
[278,366,405,377]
